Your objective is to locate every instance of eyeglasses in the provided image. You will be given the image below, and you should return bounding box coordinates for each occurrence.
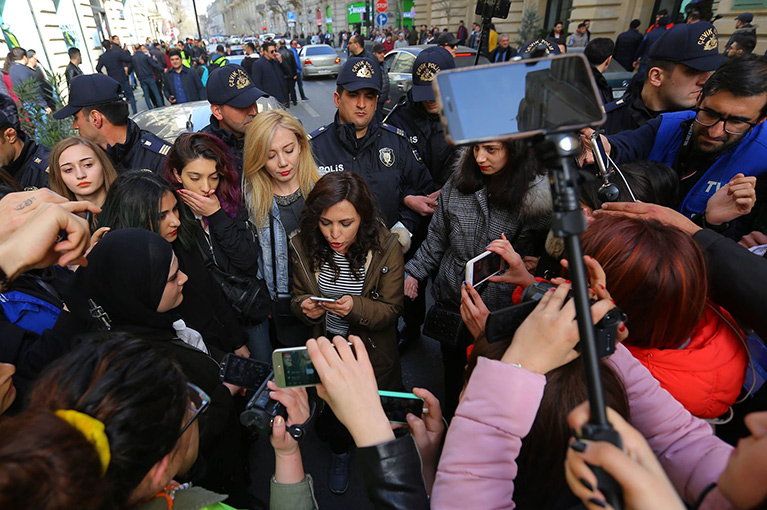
[179,382,210,437]
[694,108,757,135]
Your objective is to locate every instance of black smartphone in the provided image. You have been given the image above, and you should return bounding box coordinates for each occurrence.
[219,354,272,391]
[379,390,424,424]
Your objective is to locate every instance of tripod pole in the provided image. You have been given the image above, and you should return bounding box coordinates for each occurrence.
[474,16,492,66]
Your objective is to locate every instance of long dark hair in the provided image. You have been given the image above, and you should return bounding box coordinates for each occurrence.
[299,172,384,279]
[98,170,197,251]
[466,334,629,508]
[453,140,545,212]
[162,132,242,218]
[28,334,189,509]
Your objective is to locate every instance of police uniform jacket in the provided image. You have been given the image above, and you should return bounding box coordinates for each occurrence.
[5,131,49,190]
[387,92,457,186]
[96,48,133,83]
[309,114,434,232]
[107,119,170,174]
[603,88,659,135]
[200,115,244,178]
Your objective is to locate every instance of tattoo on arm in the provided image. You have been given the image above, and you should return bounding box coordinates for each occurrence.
[13,197,36,211]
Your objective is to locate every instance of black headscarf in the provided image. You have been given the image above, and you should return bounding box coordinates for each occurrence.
[66,228,177,331]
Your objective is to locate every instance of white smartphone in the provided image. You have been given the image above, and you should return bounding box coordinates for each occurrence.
[272,346,320,388]
[309,296,337,303]
[465,251,503,287]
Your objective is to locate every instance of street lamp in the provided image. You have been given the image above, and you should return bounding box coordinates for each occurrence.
[191,0,203,39]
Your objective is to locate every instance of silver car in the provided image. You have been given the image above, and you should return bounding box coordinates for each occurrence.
[299,44,342,79]
[131,97,283,143]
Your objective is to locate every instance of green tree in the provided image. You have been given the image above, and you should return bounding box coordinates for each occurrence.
[517,6,542,48]
[14,74,74,148]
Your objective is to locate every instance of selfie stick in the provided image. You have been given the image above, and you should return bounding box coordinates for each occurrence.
[533,133,624,510]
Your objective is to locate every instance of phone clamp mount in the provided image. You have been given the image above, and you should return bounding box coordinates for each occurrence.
[240,373,318,441]
[473,0,511,66]
[588,130,637,204]
[532,132,624,510]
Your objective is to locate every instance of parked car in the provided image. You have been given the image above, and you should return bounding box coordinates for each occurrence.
[566,47,633,100]
[383,45,489,111]
[131,97,283,143]
[299,44,342,79]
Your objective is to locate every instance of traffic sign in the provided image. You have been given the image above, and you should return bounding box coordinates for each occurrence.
[376,12,388,25]
[287,11,296,21]
[376,0,388,13]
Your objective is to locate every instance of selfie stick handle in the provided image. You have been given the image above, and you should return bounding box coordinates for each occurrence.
[534,133,623,510]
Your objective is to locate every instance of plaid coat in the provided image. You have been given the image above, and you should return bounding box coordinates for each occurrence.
[405,173,551,310]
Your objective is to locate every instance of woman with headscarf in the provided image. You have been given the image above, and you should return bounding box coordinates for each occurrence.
[62,228,249,504]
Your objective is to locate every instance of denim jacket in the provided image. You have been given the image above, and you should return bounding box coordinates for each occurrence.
[257,199,291,298]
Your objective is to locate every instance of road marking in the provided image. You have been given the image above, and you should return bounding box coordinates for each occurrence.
[301,102,321,118]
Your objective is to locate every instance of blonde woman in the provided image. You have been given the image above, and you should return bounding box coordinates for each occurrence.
[48,136,117,209]
[243,109,320,347]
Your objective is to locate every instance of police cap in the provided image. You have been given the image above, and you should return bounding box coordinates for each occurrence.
[436,32,459,46]
[336,57,381,93]
[411,46,455,102]
[207,64,268,107]
[736,12,754,23]
[52,74,125,119]
[521,39,562,58]
[648,22,723,72]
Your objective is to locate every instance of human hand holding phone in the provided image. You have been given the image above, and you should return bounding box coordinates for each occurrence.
[320,295,353,317]
[300,297,325,319]
[406,387,445,495]
[460,282,490,340]
[487,233,536,288]
[565,402,685,510]
[268,380,310,484]
[306,335,394,448]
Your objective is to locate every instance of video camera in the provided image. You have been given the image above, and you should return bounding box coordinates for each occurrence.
[485,280,626,357]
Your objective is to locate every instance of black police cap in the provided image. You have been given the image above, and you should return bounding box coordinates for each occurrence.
[53,74,125,119]
[206,64,268,107]
[648,22,723,72]
[412,46,456,102]
[336,57,381,93]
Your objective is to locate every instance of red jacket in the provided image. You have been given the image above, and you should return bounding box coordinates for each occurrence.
[627,301,747,419]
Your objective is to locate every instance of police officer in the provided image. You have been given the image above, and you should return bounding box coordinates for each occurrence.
[386,46,457,186]
[0,111,49,190]
[200,64,267,178]
[385,46,456,348]
[53,74,170,174]
[310,57,434,236]
[603,22,722,135]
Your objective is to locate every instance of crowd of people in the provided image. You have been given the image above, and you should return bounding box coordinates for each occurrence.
[2,8,767,510]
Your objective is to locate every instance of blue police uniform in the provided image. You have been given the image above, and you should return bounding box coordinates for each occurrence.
[53,73,170,174]
[4,131,50,190]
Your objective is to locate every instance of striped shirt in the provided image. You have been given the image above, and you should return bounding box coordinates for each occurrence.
[318,251,366,336]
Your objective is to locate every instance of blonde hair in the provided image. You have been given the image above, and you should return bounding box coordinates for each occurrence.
[242,110,319,228]
[48,136,117,201]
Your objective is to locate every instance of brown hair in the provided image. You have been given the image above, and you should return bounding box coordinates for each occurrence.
[48,136,117,202]
[0,410,107,510]
[466,335,629,508]
[581,215,707,349]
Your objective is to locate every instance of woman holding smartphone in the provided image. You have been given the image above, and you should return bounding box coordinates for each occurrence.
[404,139,552,418]
[290,172,404,494]
[242,110,320,352]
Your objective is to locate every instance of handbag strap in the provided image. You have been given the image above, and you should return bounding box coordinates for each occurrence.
[269,213,278,294]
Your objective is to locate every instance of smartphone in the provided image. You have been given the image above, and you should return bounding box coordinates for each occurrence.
[310,296,337,303]
[219,353,272,391]
[378,390,424,424]
[465,251,503,287]
[272,346,321,388]
[433,54,605,145]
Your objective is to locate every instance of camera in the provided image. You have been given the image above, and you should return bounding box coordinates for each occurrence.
[239,367,316,441]
[485,280,625,357]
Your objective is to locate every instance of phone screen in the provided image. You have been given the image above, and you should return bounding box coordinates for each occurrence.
[221,354,271,391]
[379,392,424,424]
[435,55,604,144]
[472,252,502,287]
[279,349,321,387]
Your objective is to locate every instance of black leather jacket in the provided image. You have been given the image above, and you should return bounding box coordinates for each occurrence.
[358,432,431,510]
